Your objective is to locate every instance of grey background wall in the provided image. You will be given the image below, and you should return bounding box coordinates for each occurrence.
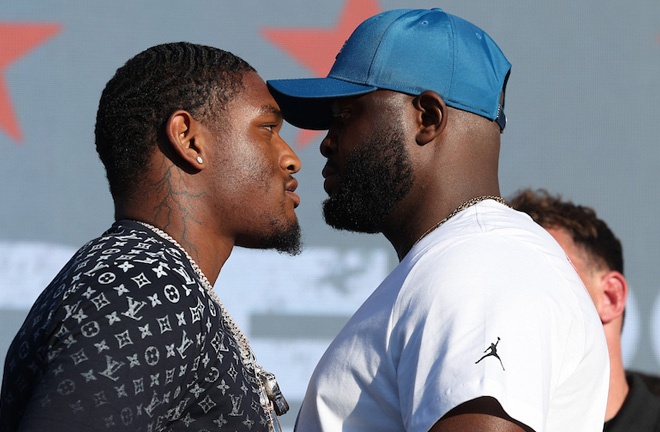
[1,1,659,429]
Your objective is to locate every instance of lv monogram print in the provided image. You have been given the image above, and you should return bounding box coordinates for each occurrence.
[0,221,271,431]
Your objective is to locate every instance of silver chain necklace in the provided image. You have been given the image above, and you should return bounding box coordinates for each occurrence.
[412,195,507,248]
[134,221,288,431]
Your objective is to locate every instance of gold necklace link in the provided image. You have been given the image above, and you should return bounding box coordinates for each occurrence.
[412,195,507,247]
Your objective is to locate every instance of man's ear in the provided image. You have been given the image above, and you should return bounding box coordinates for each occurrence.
[599,270,628,325]
[165,110,206,170]
[412,90,447,145]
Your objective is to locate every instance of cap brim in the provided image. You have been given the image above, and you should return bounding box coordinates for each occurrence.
[267,77,376,130]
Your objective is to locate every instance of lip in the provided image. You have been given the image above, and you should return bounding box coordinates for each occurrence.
[322,165,338,195]
[286,178,300,208]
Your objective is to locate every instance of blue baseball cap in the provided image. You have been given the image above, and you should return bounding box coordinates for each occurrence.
[267,8,511,131]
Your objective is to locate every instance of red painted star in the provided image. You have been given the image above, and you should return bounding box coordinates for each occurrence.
[262,0,381,147]
[0,23,61,143]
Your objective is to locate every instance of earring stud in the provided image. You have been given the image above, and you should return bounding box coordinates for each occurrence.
[196,156,203,164]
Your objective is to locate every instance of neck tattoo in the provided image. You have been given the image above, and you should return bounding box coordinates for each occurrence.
[412,195,508,248]
[134,221,288,430]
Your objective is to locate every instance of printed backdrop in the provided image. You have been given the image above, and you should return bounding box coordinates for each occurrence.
[1,1,660,429]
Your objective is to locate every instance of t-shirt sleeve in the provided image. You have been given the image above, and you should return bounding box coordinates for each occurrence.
[396,236,586,432]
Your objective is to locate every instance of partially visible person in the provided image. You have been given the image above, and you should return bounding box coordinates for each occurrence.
[267,8,608,432]
[0,42,301,431]
[510,188,660,431]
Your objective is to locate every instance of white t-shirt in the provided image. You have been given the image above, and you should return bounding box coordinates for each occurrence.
[295,200,609,432]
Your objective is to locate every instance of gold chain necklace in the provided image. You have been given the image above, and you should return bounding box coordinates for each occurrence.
[133,221,288,430]
[412,195,507,248]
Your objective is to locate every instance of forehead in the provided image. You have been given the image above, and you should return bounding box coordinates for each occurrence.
[332,89,408,113]
[230,71,282,117]
[332,94,362,111]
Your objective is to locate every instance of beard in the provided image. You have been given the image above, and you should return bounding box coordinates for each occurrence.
[258,217,303,256]
[322,125,414,233]
[269,221,302,256]
[251,211,302,256]
[236,194,303,256]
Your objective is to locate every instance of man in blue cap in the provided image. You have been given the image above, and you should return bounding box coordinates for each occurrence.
[268,8,608,432]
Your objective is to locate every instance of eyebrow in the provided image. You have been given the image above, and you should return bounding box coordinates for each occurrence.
[259,104,283,120]
[331,97,354,113]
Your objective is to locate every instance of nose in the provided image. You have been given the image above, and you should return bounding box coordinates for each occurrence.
[280,136,301,174]
[319,129,336,159]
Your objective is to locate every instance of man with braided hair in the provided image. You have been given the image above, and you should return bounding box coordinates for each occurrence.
[510,188,660,431]
[0,42,301,431]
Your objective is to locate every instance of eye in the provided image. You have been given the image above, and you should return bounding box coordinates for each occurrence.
[331,103,351,121]
[333,108,349,119]
[331,110,351,126]
[262,122,282,134]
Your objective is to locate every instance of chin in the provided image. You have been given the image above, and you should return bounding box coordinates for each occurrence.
[237,221,302,256]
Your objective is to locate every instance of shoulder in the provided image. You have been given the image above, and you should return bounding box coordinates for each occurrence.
[604,371,660,431]
[627,371,660,401]
[629,371,660,397]
[413,201,566,266]
[410,203,578,301]
[401,200,604,359]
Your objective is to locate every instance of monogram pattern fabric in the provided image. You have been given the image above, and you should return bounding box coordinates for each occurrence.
[0,221,270,431]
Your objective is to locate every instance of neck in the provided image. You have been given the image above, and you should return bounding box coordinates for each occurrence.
[114,148,237,286]
[604,323,629,421]
[388,191,503,261]
[386,114,502,260]
[116,204,233,286]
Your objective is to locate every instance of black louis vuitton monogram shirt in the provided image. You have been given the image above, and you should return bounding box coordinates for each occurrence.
[0,221,271,431]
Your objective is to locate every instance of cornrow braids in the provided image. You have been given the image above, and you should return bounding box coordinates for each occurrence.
[94,42,255,199]
[509,188,624,275]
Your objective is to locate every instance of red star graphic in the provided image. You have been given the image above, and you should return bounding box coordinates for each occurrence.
[0,23,61,143]
[262,0,381,147]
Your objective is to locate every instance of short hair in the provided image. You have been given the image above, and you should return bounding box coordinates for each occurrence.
[509,188,623,274]
[95,42,255,199]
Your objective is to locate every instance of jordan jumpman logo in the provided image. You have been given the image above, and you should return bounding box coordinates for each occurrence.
[475,337,505,371]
